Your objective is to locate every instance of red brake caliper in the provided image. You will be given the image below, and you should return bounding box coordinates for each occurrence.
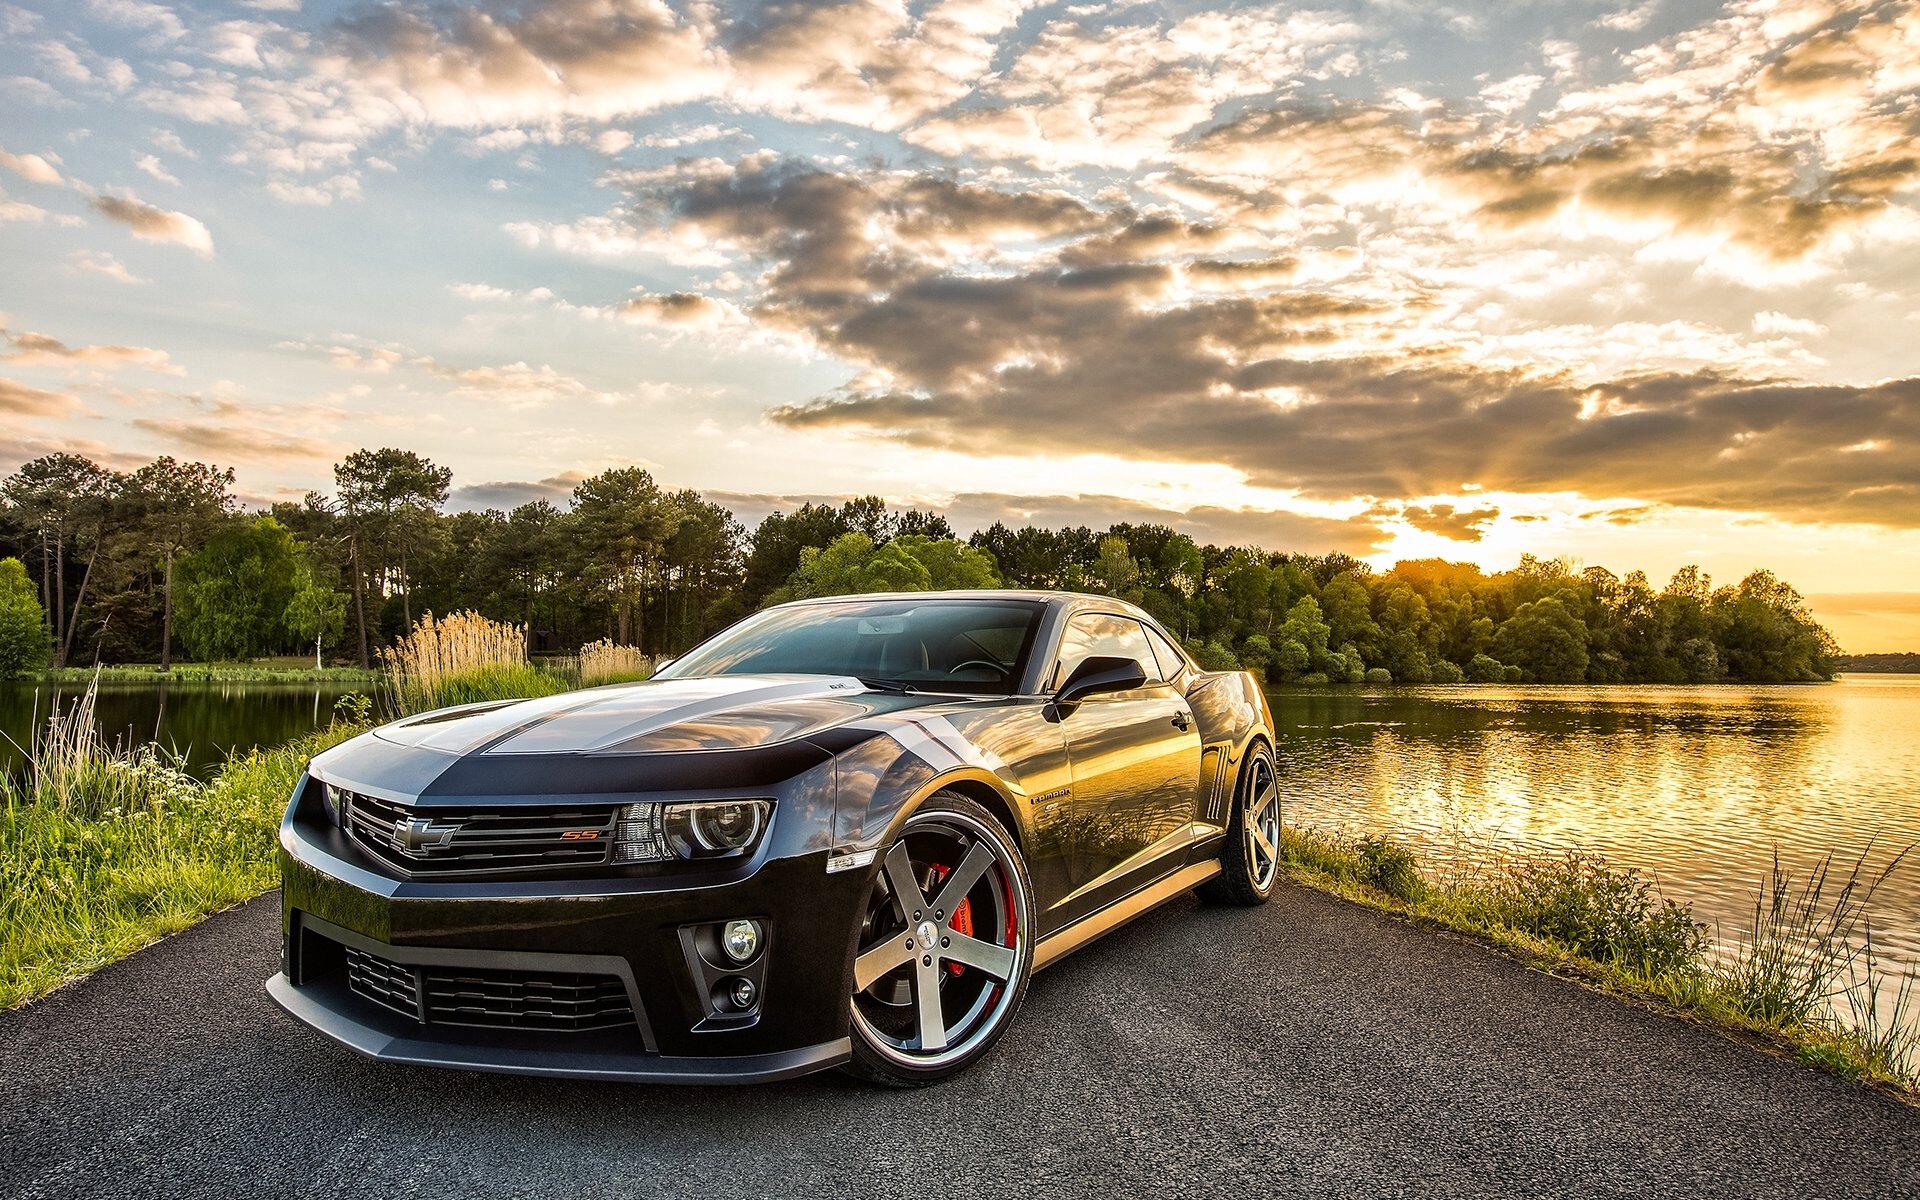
[928,864,975,976]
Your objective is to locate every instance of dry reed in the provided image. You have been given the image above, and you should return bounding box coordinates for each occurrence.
[577,638,652,687]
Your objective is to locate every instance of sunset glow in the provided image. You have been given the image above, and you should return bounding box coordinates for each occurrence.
[2,0,1916,648]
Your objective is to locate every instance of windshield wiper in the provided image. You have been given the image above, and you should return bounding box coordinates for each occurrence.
[855,676,919,694]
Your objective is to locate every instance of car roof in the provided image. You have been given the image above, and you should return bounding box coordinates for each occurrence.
[767,589,1168,628]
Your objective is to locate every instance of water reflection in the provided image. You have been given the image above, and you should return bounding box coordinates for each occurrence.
[1271,676,1920,1002]
[0,679,379,779]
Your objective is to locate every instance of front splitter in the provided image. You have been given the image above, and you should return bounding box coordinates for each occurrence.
[265,975,851,1085]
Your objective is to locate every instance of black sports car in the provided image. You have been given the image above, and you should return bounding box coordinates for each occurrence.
[269,591,1281,1086]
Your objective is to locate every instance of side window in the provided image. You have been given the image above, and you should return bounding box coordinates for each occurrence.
[1140,622,1189,682]
[1053,613,1161,689]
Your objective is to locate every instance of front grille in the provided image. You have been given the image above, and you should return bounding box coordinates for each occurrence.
[339,789,617,877]
[344,945,636,1032]
[346,946,420,1019]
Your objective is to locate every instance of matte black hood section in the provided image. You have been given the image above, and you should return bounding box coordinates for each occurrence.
[370,675,920,756]
[311,675,941,804]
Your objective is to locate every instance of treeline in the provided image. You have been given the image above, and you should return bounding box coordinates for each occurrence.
[0,449,1843,684]
[1842,653,1920,673]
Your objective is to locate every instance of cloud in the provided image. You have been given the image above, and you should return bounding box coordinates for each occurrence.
[129,417,330,462]
[0,147,61,185]
[317,0,721,127]
[449,471,590,511]
[134,153,178,185]
[3,328,178,372]
[0,376,76,417]
[593,154,1919,528]
[85,0,183,41]
[428,360,623,409]
[1400,504,1502,542]
[89,192,213,254]
[616,291,742,329]
[0,188,47,223]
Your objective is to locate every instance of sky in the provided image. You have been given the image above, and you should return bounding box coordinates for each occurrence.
[1,0,1917,649]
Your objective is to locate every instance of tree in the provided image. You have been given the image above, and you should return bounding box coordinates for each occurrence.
[174,516,302,661]
[1090,535,1142,601]
[1712,570,1841,682]
[570,468,680,649]
[1273,595,1333,681]
[285,556,349,669]
[0,557,51,678]
[126,457,235,671]
[1320,572,1379,661]
[1490,596,1590,683]
[770,533,1001,601]
[2,453,122,666]
[333,448,452,647]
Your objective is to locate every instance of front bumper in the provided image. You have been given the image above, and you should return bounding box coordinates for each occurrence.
[270,789,866,1084]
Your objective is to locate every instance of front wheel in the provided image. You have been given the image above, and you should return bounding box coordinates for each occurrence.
[843,793,1033,1087]
[1200,742,1281,906]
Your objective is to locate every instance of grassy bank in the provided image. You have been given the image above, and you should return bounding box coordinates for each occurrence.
[2,614,643,1007]
[1279,826,1920,1098]
[36,660,384,685]
[0,688,364,1008]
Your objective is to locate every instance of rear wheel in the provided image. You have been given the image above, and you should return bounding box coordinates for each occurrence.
[844,793,1033,1087]
[1200,742,1280,906]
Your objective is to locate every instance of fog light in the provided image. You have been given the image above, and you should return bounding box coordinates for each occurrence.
[727,977,757,1011]
[721,918,762,963]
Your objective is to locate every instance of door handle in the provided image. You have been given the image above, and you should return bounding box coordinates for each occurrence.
[1171,712,1191,731]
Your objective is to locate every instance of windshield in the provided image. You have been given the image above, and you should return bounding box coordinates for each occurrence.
[658,598,1046,695]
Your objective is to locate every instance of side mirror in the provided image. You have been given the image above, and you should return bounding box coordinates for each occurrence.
[1050,655,1148,716]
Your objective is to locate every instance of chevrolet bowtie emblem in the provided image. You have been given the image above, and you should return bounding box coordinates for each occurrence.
[391,816,460,854]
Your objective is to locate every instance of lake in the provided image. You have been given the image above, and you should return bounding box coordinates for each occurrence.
[0,679,379,780]
[1269,676,1920,1014]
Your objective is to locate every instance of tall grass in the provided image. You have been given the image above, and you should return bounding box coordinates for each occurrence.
[381,611,566,716]
[2,680,364,1007]
[577,638,652,687]
[1279,825,1920,1093]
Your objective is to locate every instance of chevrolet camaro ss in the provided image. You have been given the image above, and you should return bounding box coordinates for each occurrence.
[268,590,1282,1086]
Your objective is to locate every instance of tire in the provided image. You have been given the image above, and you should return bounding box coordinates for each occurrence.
[843,791,1034,1087]
[1199,741,1281,906]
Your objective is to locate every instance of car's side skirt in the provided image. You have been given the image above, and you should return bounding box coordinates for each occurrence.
[1031,860,1222,971]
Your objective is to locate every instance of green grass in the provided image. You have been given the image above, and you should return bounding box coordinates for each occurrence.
[1,718,364,1008]
[1278,826,1920,1098]
[37,660,384,685]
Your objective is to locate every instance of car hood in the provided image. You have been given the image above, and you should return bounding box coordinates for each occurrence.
[370,674,939,757]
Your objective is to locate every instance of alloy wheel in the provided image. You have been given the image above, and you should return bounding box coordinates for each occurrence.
[1244,751,1281,891]
[850,810,1028,1069]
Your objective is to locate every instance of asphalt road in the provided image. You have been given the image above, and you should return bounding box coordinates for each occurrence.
[3,884,1916,1199]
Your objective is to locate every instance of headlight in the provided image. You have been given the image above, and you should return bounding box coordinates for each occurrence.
[666,800,771,858]
[614,800,772,863]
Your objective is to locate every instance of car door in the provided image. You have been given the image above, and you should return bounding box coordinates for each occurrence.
[1051,612,1202,910]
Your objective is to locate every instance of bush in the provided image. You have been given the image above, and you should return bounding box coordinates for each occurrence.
[1430,659,1465,683]
[1364,667,1393,684]
[1190,640,1240,672]
[1474,851,1706,977]
[1297,671,1330,685]
[1356,836,1427,901]
[0,557,51,679]
[1465,654,1506,683]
